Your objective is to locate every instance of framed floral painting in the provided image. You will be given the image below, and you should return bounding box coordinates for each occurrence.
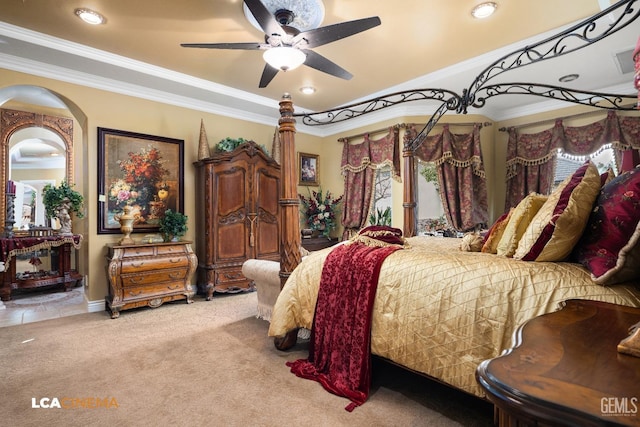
[97,128,184,234]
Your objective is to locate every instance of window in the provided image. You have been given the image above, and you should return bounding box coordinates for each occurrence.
[416,160,447,235]
[553,144,617,189]
[369,166,392,226]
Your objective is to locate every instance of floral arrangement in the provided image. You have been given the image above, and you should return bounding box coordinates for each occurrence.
[108,145,170,216]
[299,188,343,238]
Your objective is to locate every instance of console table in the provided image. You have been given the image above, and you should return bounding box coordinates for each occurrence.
[476,299,640,427]
[105,241,197,318]
[0,234,83,301]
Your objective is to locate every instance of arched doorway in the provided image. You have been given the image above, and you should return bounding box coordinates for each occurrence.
[0,85,88,324]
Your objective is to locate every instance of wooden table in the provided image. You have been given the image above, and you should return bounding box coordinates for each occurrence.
[477,299,640,427]
[301,237,338,252]
[0,234,83,301]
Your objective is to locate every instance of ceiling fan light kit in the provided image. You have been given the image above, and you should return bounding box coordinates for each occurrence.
[263,47,306,71]
[181,0,381,88]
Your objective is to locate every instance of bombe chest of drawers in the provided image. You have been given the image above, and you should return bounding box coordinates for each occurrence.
[105,241,197,318]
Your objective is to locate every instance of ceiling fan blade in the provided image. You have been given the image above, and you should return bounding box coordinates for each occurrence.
[181,42,266,50]
[244,0,285,37]
[302,50,352,80]
[295,17,381,48]
[259,64,279,88]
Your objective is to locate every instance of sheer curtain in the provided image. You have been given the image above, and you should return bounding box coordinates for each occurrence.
[340,128,400,239]
[504,112,640,210]
[412,124,488,231]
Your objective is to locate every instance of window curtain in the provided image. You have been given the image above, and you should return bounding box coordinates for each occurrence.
[413,124,488,231]
[504,111,640,210]
[340,128,400,239]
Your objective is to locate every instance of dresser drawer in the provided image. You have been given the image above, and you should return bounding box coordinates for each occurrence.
[215,267,245,285]
[120,268,188,287]
[122,282,191,300]
[122,246,155,257]
[156,244,188,255]
[121,255,189,273]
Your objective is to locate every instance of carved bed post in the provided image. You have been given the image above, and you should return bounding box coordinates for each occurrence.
[403,144,417,237]
[278,94,302,288]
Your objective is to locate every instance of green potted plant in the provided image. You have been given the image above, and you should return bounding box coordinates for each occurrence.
[159,209,188,242]
[42,180,84,235]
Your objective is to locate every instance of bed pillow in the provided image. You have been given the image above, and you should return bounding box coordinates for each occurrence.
[496,193,548,257]
[600,168,615,186]
[572,166,640,285]
[481,209,513,254]
[513,161,601,262]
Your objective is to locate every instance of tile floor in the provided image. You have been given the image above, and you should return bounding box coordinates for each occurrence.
[0,285,88,327]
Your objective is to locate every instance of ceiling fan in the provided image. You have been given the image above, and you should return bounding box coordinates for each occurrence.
[180,0,381,88]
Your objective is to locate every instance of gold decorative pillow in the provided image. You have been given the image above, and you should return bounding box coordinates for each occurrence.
[514,161,601,262]
[481,209,513,254]
[496,193,548,258]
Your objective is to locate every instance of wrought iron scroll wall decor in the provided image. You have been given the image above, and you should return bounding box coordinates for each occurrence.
[295,0,639,152]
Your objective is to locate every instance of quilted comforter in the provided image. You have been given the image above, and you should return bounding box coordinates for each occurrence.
[268,236,640,397]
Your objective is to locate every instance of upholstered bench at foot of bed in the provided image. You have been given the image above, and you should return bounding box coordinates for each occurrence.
[242,259,281,322]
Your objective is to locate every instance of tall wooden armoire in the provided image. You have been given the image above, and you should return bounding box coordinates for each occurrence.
[193,141,280,300]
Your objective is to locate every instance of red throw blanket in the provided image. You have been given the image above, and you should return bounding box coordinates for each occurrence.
[287,226,405,411]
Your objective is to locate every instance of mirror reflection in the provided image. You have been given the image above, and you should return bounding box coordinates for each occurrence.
[9,127,66,229]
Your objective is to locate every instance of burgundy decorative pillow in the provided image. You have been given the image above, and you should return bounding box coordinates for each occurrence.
[352,225,406,247]
[573,166,640,285]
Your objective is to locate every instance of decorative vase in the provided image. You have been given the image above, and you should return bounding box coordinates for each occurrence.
[117,205,135,245]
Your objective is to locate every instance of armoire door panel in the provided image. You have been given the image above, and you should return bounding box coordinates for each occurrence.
[256,220,279,256]
[217,222,248,260]
[216,168,247,216]
[256,168,279,217]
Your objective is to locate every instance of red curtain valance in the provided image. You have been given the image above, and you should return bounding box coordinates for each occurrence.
[340,127,400,181]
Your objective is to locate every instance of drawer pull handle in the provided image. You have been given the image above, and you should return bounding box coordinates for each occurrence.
[225,272,241,279]
[169,258,181,263]
[169,272,182,279]
[168,285,180,290]
[129,276,143,283]
[132,262,145,268]
[128,290,142,296]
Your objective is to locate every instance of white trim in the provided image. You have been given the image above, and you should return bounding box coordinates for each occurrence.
[86,298,105,313]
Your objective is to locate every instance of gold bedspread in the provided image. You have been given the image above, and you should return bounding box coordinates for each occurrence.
[268,236,640,397]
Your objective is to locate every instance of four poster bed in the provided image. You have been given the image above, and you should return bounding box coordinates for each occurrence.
[268,0,640,405]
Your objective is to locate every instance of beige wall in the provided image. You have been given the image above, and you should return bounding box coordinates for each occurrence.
[1,68,621,305]
[1,69,326,304]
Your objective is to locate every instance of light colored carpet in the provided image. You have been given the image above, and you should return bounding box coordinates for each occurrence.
[0,291,493,427]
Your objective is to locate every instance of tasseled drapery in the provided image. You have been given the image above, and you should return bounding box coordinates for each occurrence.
[504,111,640,210]
[409,124,488,231]
[340,128,400,239]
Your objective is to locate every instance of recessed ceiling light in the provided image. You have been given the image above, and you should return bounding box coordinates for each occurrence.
[300,86,316,95]
[471,2,497,19]
[74,8,106,25]
[559,73,580,83]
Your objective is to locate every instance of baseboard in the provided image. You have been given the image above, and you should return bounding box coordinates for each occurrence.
[86,298,106,313]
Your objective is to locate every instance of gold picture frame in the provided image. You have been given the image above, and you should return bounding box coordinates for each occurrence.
[298,152,319,186]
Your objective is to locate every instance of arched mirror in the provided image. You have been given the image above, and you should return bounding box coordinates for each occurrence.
[0,108,74,230]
